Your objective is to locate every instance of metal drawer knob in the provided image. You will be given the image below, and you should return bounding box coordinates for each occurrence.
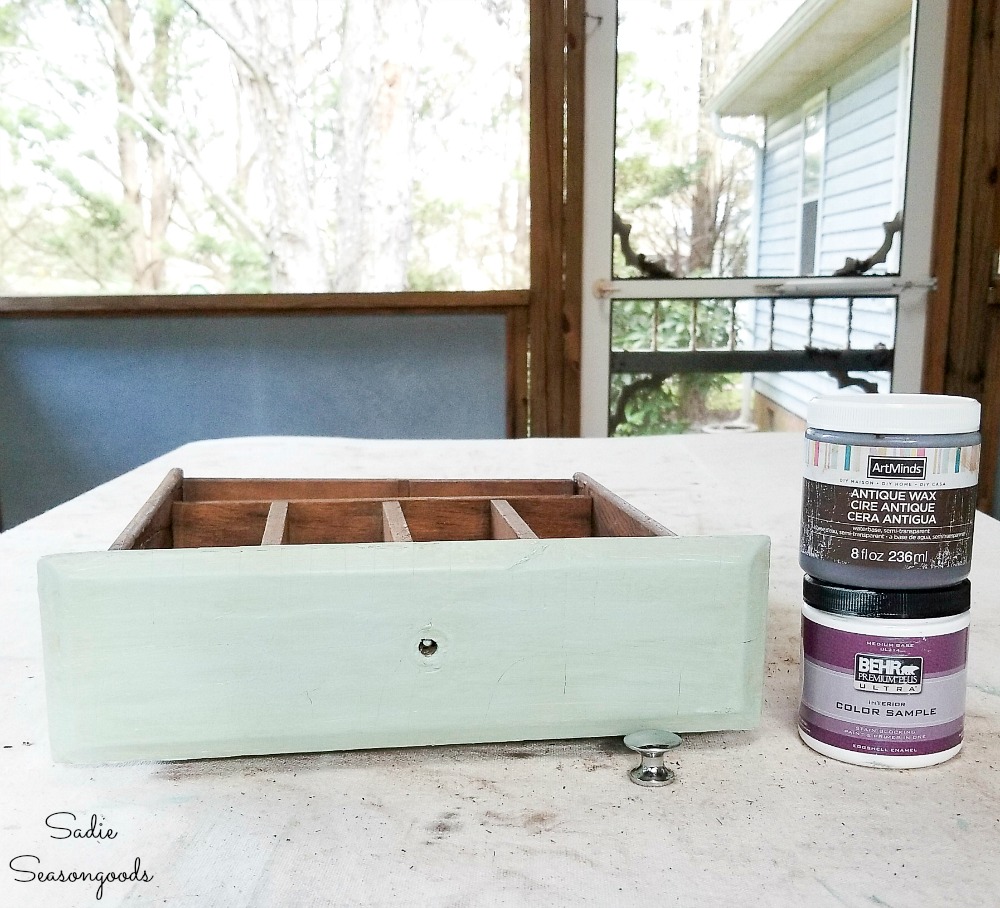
[623,730,682,787]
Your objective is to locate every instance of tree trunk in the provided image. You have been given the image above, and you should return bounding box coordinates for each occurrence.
[109,0,150,290]
[335,0,422,292]
[689,0,734,275]
[513,15,531,287]
[230,0,330,292]
[147,3,174,291]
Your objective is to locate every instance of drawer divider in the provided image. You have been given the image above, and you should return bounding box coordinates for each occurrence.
[261,500,290,545]
[381,500,413,542]
[489,499,538,540]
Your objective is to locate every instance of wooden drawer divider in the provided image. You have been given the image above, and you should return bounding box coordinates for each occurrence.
[111,471,672,551]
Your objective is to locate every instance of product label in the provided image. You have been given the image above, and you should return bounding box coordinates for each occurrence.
[799,615,969,758]
[854,654,922,692]
[801,439,979,572]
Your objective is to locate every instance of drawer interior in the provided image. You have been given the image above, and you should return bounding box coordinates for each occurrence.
[111,472,673,550]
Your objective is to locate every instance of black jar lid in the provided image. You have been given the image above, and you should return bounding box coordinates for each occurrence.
[803,575,971,619]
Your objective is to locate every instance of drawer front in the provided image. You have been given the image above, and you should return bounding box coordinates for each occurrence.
[39,535,769,762]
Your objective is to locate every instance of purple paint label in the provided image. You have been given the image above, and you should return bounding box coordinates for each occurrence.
[799,615,969,758]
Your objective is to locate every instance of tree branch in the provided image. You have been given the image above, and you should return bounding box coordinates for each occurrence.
[609,373,671,433]
[95,3,269,250]
[613,211,677,278]
[826,369,880,394]
[181,0,263,82]
[115,104,268,250]
[834,211,903,276]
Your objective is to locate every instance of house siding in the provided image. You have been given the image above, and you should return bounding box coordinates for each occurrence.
[751,40,903,419]
[819,47,902,274]
[756,112,802,277]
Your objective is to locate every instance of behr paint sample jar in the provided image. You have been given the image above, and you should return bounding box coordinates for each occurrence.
[799,575,971,768]
[800,393,981,589]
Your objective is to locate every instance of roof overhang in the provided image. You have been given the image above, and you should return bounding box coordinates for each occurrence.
[709,0,912,117]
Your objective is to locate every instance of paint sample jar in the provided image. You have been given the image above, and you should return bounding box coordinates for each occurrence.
[799,575,970,768]
[801,393,981,589]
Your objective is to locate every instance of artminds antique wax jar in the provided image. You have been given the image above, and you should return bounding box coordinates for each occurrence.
[799,575,970,768]
[800,393,980,588]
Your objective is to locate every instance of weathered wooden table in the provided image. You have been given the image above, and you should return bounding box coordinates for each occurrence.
[1,434,998,907]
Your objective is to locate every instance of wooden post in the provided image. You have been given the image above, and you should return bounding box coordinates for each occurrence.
[926,0,1000,512]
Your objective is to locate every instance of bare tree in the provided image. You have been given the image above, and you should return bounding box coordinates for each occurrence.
[1,0,525,296]
[335,0,424,292]
[107,0,174,290]
[184,0,330,292]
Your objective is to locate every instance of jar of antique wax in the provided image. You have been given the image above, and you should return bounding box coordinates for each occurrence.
[800,393,980,589]
[799,575,970,768]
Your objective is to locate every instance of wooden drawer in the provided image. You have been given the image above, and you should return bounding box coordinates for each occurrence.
[38,471,770,762]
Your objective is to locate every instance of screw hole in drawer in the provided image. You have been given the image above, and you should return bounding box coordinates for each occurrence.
[418,638,438,657]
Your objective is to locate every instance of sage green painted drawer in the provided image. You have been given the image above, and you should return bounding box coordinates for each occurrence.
[38,472,770,762]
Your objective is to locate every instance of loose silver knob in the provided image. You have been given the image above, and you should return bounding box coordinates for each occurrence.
[623,730,682,787]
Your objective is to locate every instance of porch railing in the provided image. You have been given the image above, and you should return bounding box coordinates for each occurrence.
[609,295,895,431]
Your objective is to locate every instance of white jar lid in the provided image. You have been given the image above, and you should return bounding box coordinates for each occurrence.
[807,393,980,435]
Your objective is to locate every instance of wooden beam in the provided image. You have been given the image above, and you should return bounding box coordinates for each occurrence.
[507,307,531,437]
[925,1,974,393]
[969,0,1000,512]
[529,0,566,436]
[524,0,584,438]
[931,0,1000,512]
[0,289,530,318]
[562,0,586,437]
[489,499,539,540]
[261,501,290,546]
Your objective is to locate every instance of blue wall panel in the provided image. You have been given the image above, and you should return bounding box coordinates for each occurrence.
[0,313,507,526]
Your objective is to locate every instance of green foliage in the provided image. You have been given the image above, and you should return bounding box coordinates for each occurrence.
[610,368,742,437]
[608,2,765,435]
[0,1,27,45]
[48,168,125,231]
[406,261,461,292]
[1,108,71,145]
[192,233,224,257]
[225,242,270,293]
[35,206,129,288]
[152,0,182,30]
[610,298,741,436]
[406,191,464,291]
[614,154,692,210]
[612,297,734,351]
[610,375,688,436]
[1,0,532,296]
[187,234,271,293]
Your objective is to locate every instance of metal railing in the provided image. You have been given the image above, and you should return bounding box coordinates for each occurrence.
[611,295,893,379]
[609,296,894,430]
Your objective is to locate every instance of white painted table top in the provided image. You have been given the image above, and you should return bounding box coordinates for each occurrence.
[1,434,998,907]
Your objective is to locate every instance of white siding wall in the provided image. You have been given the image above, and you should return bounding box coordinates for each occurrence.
[820,47,903,274]
[751,42,903,419]
[756,111,801,277]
